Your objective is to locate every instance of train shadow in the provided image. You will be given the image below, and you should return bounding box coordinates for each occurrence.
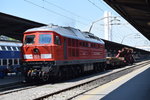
[62,70,113,83]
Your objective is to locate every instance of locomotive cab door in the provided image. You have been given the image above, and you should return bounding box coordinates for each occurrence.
[64,39,67,59]
[54,35,63,60]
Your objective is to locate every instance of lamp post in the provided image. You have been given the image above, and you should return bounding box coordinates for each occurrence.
[89,15,120,41]
[121,34,133,44]
[89,16,120,33]
[89,17,110,33]
[121,33,140,44]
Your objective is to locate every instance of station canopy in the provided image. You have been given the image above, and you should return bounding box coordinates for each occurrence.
[0,12,45,40]
[104,0,150,40]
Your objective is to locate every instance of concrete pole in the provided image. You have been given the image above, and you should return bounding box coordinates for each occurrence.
[104,11,112,41]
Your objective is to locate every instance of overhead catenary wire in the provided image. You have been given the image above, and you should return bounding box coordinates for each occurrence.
[98,0,112,10]
[87,0,104,12]
[24,0,87,26]
[42,0,93,22]
[123,24,137,34]
[113,26,125,43]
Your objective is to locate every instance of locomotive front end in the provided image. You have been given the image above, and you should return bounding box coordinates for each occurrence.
[23,32,53,61]
[22,31,56,82]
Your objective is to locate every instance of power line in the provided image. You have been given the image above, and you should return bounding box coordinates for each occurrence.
[123,24,137,34]
[87,0,104,12]
[24,0,87,26]
[98,0,110,9]
[42,0,92,22]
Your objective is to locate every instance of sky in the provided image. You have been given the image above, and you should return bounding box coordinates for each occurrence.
[0,0,150,50]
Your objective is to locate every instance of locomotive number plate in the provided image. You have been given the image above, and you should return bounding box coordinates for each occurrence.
[33,55,40,59]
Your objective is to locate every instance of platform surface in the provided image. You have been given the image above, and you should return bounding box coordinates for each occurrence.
[74,63,150,100]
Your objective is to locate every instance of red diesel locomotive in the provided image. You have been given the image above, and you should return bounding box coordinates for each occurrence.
[22,25,106,81]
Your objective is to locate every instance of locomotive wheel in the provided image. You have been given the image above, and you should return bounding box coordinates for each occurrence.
[24,71,33,82]
[41,72,50,82]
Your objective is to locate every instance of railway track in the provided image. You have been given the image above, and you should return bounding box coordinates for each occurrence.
[0,60,150,100]
[33,60,150,100]
[0,81,45,96]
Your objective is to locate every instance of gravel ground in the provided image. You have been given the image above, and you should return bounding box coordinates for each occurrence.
[0,60,149,100]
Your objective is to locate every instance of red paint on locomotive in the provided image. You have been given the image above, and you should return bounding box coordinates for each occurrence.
[22,27,106,63]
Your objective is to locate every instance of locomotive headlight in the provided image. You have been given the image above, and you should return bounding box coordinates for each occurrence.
[33,48,39,53]
[41,54,52,59]
[24,54,33,59]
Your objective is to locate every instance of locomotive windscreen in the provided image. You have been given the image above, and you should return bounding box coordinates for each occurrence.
[39,34,51,44]
[24,35,35,44]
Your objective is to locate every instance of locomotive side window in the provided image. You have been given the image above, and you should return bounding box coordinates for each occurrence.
[54,35,61,45]
[68,38,71,46]
[39,34,51,44]
[85,42,88,47]
[25,35,35,44]
[72,39,75,47]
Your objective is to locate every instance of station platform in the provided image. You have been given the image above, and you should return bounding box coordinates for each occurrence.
[0,73,24,87]
[74,63,150,100]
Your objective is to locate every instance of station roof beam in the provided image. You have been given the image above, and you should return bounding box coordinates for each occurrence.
[104,0,150,40]
[0,12,45,40]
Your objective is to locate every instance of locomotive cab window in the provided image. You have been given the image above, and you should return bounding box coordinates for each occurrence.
[24,35,35,44]
[39,34,51,44]
[54,35,61,45]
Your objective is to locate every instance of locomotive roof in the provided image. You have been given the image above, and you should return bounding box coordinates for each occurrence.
[25,25,104,44]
